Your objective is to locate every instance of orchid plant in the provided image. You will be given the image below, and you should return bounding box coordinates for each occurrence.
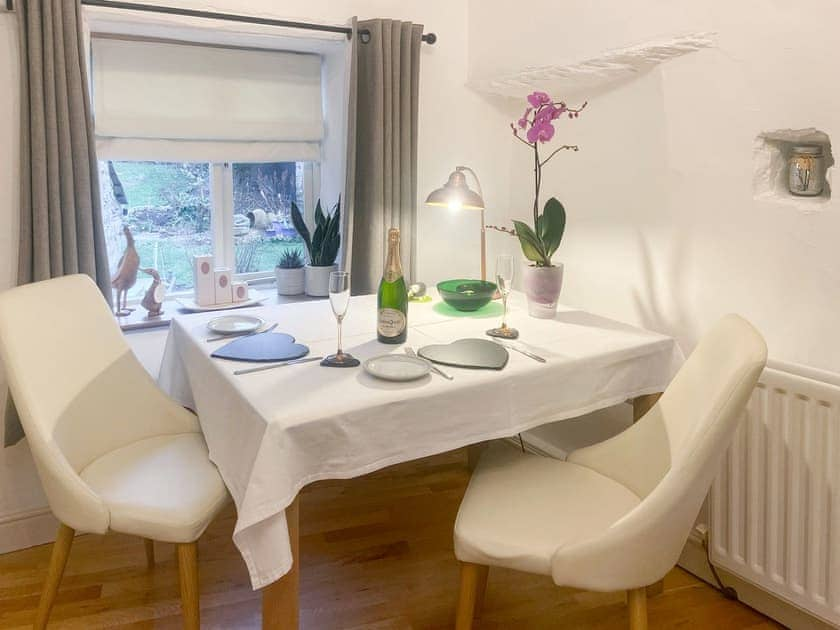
[491,91,587,267]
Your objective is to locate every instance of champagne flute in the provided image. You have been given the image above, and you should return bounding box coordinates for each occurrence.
[486,254,519,339]
[321,271,360,367]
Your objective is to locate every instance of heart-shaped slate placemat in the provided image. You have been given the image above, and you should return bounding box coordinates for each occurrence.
[211,332,309,363]
[418,338,509,370]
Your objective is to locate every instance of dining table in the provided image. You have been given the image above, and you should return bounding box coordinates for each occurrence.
[157,290,684,628]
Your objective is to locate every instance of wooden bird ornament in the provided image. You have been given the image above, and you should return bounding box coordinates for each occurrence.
[111,225,140,316]
[140,268,165,317]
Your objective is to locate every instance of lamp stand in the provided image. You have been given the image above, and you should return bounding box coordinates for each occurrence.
[480,208,486,282]
[456,166,488,284]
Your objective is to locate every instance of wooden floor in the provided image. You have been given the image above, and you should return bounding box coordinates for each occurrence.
[0,449,780,629]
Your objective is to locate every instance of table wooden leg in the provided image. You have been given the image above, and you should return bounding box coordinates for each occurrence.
[632,393,662,423]
[144,538,155,568]
[262,495,300,630]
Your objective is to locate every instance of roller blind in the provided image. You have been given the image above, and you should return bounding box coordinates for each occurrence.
[91,37,323,162]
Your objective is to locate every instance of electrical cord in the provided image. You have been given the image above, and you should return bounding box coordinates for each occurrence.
[702,534,739,601]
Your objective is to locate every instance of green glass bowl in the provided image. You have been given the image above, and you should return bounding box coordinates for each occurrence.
[437,279,498,312]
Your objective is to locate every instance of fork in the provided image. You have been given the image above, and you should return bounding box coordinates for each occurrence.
[206,322,278,343]
[405,346,453,380]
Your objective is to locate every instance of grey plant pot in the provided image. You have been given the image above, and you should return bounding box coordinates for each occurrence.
[275,267,305,296]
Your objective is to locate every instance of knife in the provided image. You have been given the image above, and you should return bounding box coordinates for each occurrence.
[405,346,453,380]
[492,340,547,363]
[233,355,323,375]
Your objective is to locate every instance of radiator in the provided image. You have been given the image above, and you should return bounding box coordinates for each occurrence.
[710,361,840,626]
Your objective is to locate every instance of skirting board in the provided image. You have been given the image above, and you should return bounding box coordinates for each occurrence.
[0,506,58,554]
[678,529,834,630]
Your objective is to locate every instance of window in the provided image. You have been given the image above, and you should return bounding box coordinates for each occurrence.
[100,161,315,300]
[231,162,309,279]
[90,35,327,301]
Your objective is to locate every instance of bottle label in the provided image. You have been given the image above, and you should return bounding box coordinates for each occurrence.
[378,308,406,337]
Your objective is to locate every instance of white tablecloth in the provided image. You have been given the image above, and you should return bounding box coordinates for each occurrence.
[158,292,683,589]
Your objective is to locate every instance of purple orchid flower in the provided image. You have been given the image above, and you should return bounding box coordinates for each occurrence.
[527,91,551,108]
[533,103,567,124]
[517,106,533,129]
[526,118,555,143]
[510,91,584,145]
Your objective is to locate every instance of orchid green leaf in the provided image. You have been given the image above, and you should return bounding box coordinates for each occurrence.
[512,220,548,265]
[540,197,566,259]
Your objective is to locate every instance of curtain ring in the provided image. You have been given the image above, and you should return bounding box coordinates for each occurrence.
[357,28,372,44]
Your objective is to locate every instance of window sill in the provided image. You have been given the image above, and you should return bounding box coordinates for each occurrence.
[118,290,324,333]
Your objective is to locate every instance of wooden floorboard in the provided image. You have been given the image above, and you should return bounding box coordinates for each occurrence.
[0,449,780,629]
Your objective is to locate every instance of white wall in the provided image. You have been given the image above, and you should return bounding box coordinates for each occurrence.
[0,0,508,548]
[468,0,840,372]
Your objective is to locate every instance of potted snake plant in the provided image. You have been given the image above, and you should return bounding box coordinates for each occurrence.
[290,199,341,297]
[274,248,305,296]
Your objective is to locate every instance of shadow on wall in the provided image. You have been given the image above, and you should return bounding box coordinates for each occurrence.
[632,229,699,351]
[470,73,645,127]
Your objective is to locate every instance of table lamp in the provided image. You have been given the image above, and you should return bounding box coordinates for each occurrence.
[425,166,487,281]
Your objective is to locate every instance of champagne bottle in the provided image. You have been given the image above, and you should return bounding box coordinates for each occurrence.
[377,228,408,344]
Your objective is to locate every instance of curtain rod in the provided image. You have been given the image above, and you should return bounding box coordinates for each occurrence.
[1,0,437,45]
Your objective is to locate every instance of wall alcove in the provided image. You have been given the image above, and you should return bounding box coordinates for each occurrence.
[753,128,833,206]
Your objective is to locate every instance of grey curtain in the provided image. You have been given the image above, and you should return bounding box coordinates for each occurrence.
[344,18,422,295]
[5,0,110,448]
[17,0,112,300]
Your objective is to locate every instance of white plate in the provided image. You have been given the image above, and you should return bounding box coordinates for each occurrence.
[363,354,431,382]
[207,315,265,335]
[177,290,267,312]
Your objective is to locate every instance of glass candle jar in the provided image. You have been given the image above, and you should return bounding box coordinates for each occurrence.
[788,145,825,197]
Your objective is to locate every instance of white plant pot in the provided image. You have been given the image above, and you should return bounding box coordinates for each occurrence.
[304,264,337,297]
[522,262,564,319]
[275,267,305,296]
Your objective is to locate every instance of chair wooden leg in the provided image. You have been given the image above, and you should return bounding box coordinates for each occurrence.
[177,542,200,630]
[455,562,488,630]
[144,538,155,568]
[34,523,75,630]
[262,495,300,629]
[627,587,648,630]
[473,564,489,619]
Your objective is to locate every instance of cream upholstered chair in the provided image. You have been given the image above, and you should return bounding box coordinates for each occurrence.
[0,275,229,629]
[453,314,767,629]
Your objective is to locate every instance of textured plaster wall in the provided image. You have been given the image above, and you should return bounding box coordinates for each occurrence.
[469,0,840,371]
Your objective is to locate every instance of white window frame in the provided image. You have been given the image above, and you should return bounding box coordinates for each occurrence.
[107,159,319,305]
[212,161,320,285]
